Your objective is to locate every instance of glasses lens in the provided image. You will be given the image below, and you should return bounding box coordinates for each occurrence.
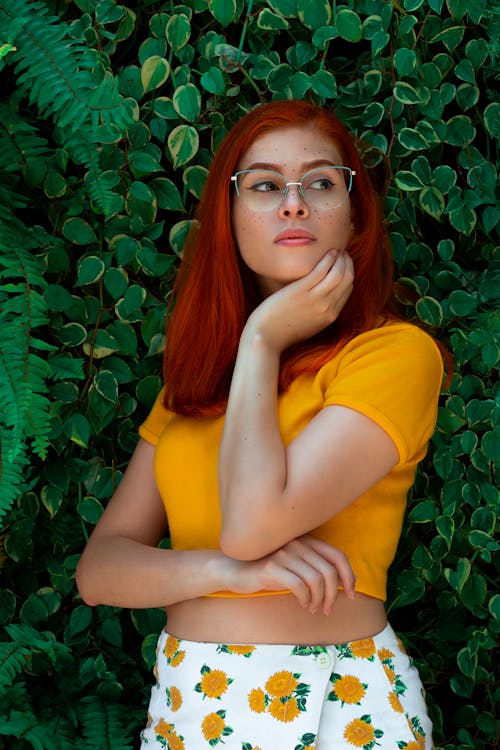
[301,167,351,209]
[235,167,352,210]
[235,170,287,211]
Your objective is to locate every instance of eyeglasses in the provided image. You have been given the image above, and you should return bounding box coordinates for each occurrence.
[230,166,356,211]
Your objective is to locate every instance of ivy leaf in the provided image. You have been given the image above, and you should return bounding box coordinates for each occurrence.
[298,0,331,29]
[208,0,237,26]
[63,217,97,245]
[335,8,362,42]
[167,124,199,168]
[173,83,201,122]
[200,66,226,95]
[141,56,170,92]
[166,14,191,53]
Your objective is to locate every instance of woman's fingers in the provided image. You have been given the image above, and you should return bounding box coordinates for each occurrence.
[262,537,355,615]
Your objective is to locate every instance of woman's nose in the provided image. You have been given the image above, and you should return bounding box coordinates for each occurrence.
[278,184,309,218]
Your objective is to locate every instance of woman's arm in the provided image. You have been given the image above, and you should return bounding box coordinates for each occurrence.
[218,251,399,560]
[76,438,355,612]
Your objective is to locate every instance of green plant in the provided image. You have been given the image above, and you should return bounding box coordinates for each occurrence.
[0,1,498,748]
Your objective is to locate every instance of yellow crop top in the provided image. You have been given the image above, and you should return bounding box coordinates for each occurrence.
[139,322,443,602]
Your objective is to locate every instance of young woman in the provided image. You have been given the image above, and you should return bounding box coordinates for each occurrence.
[76,100,444,749]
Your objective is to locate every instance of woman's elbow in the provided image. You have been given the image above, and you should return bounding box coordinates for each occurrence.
[75,556,100,607]
[219,525,274,561]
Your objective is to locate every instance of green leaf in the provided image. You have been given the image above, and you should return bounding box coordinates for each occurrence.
[169,219,194,256]
[483,103,500,139]
[257,8,289,30]
[466,38,489,69]
[361,102,385,127]
[40,485,64,519]
[141,56,170,93]
[183,165,208,199]
[394,48,417,75]
[200,66,226,95]
[444,557,471,592]
[150,177,184,211]
[129,150,162,175]
[44,170,67,199]
[449,290,477,316]
[335,8,362,42]
[76,256,105,286]
[430,25,465,53]
[64,605,92,644]
[455,58,475,84]
[62,217,97,245]
[398,127,429,151]
[127,181,157,223]
[167,124,199,169]
[64,413,91,448]
[408,500,438,523]
[94,370,119,403]
[104,267,128,300]
[208,0,237,26]
[173,83,201,122]
[395,170,425,191]
[416,296,443,325]
[78,496,104,524]
[395,569,425,606]
[394,81,422,104]
[45,284,74,312]
[166,14,191,52]
[419,186,445,218]
[298,0,331,29]
[310,69,337,98]
[57,322,87,346]
[445,115,476,146]
[267,63,294,93]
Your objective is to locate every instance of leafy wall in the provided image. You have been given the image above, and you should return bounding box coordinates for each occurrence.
[0,0,498,748]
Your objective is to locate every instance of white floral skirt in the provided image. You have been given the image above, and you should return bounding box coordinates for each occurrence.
[140,623,433,750]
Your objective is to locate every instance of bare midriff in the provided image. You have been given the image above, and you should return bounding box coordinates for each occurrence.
[165,591,387,645]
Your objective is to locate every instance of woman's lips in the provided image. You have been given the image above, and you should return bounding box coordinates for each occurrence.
[273,230,316,246]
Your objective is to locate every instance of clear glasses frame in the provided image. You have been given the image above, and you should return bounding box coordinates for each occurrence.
[230,165,356,211]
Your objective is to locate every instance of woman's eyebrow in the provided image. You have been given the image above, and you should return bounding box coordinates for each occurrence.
[243,159,341,172]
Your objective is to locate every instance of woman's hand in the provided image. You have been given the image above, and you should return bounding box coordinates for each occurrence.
[220,535,356,616]
[243,250,354,354]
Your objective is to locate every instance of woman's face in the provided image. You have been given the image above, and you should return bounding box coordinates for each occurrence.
[231,125,354,296]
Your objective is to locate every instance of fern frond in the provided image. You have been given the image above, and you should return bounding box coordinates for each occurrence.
[0,425,29,525]
[0,219,52,521]
[0,180,27,224]
[0,642,29,689]
[79,697,134,750]
[0,710,57,750]
[0,0,135,138]
[0,103,51,174]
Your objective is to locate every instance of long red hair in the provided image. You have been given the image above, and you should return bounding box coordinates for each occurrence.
[163,100,400,416]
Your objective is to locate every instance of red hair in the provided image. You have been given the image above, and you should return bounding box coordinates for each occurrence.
[163,100,400,416]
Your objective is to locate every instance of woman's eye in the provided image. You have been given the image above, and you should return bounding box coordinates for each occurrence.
[252,181,281,192]
[308,178,335,190]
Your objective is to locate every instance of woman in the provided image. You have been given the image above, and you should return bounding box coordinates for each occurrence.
[76,100,444,749]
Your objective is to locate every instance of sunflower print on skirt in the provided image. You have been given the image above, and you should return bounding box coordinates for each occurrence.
[201,710,234,746]
[195,665,234,700]
[248,670,311,723]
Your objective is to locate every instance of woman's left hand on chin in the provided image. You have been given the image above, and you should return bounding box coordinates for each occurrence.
[243,249,354,353]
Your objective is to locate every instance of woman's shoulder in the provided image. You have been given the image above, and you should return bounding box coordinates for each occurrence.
[317,319,444,383]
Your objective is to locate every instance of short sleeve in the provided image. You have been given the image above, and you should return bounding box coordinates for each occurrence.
[138,386,173,445]
[320,324,444,464]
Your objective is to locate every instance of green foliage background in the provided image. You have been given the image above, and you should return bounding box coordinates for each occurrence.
[0,0,498,747]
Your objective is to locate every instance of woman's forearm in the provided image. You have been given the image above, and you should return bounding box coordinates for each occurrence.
[76,535,229,609]
[218,330,288,555]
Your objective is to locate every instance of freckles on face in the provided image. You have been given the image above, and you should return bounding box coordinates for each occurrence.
[231,124,354,294]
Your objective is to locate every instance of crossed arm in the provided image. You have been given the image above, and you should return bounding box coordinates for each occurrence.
[77,251,397,614]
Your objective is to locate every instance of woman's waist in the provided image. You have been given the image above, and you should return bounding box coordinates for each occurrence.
[165,590,387,646]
